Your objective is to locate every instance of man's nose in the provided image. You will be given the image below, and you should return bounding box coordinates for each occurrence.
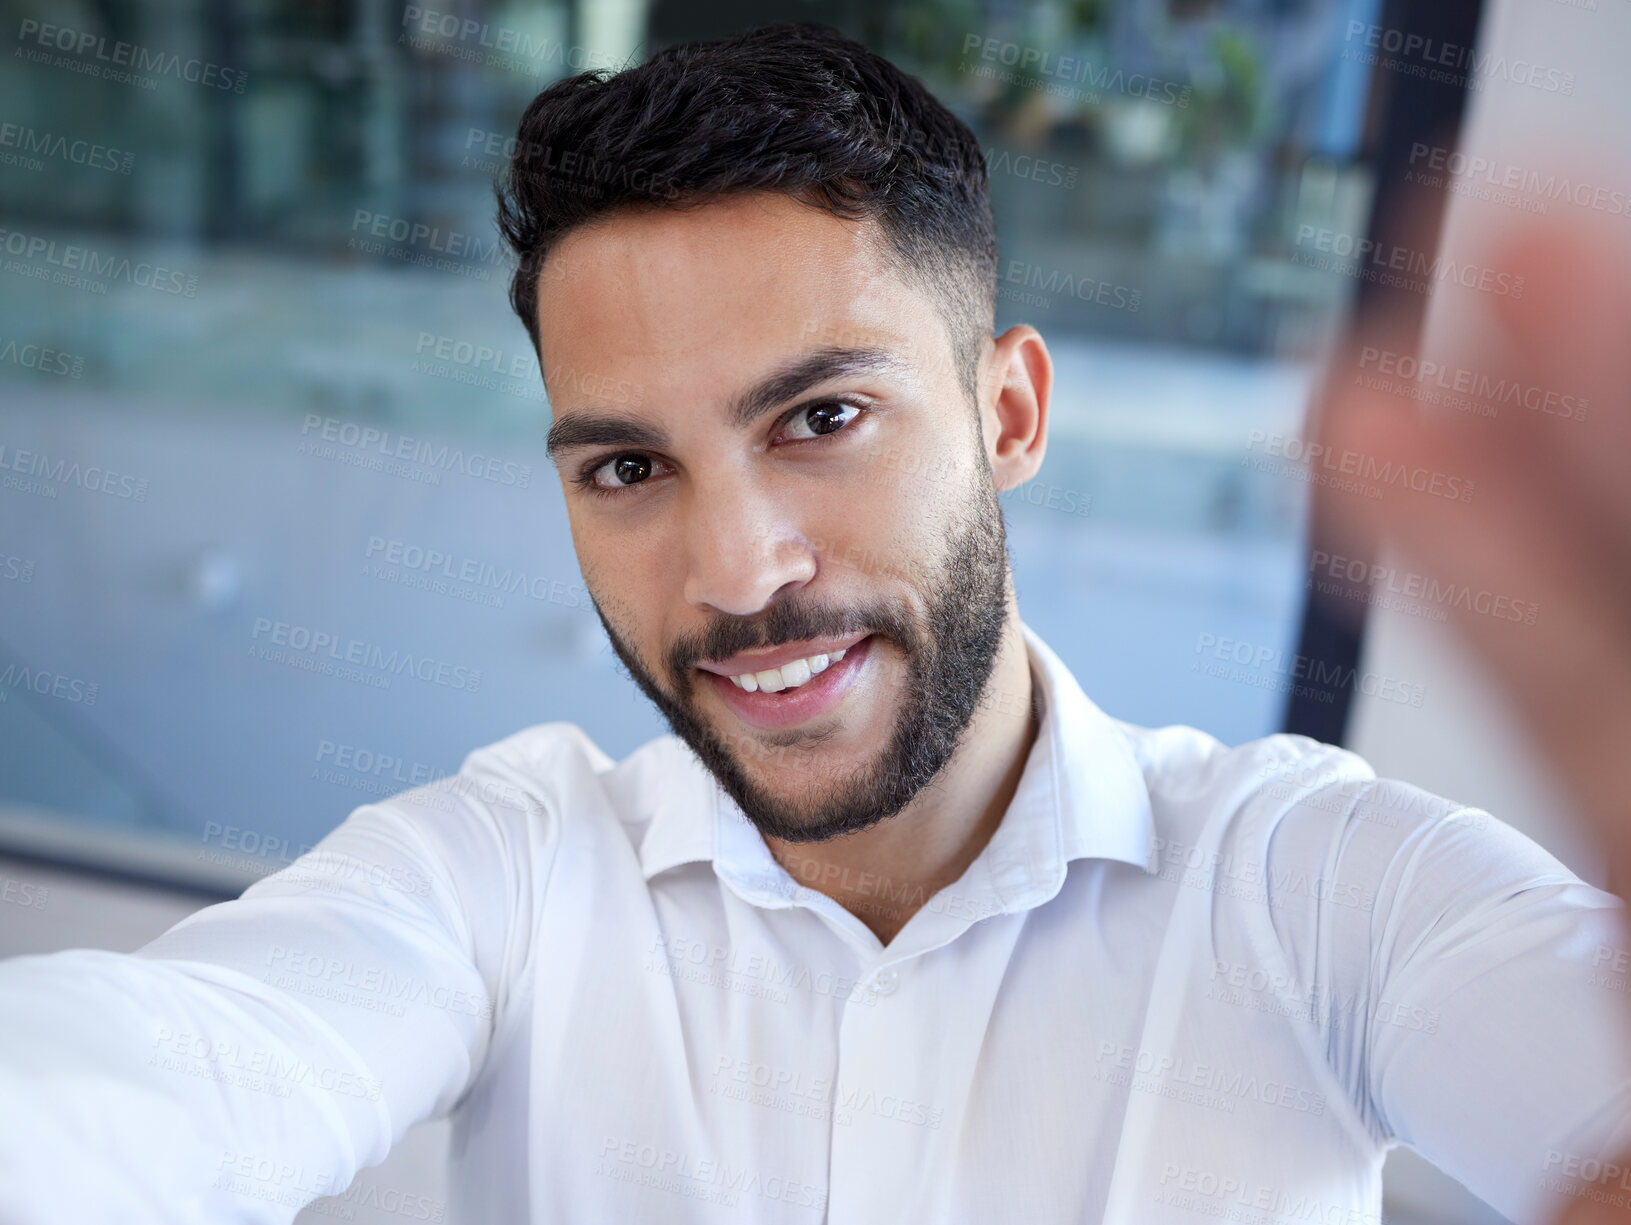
[680,481,817,616]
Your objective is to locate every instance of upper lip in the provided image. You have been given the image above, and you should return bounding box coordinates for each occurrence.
[696,632,870,677]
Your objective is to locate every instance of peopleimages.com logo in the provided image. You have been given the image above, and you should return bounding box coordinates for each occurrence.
[298,415,532,488]
[249,618,482,693]
[1342,21,1575,94]
[0,227,199,297]
[15,18,248,92]
[959,34,1192,107]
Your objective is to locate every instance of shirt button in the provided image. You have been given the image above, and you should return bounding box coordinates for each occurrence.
[869,967,899,996]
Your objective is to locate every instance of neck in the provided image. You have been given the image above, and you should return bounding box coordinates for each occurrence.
[764,607,1039,946]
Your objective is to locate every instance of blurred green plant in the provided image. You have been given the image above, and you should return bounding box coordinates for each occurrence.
[1172,27,1272,166]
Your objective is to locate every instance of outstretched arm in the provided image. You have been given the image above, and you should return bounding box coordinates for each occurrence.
[1316,210,1631,1223]
[0,741,551,1224]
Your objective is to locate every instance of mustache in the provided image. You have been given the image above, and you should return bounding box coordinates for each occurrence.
[664,594,913,681]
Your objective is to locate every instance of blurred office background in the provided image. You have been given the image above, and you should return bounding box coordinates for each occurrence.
[1,0,1626,1222]
[0,0,1381,876]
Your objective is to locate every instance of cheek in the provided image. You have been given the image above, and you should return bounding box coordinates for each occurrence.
[814,458,964,585]
[568,524,627,613]
[570,513,686,641]
[877,436,974,525]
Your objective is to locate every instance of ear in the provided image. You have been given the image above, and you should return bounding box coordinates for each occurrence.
[977,325,1053,492]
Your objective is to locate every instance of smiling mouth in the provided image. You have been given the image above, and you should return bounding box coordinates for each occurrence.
[700,635,876,732]
[694,629,871,689]
[721,645,850,693]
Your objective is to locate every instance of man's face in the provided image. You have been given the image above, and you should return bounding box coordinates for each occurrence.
[536,192,1013,842]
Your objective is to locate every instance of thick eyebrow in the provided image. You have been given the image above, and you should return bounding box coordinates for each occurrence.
[543,346,909,463]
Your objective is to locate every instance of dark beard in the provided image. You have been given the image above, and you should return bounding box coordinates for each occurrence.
[588,465,1013,843]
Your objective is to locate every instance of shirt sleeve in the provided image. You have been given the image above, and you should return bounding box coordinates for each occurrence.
[0,737,557,1225]
[1262,769,1631,1225]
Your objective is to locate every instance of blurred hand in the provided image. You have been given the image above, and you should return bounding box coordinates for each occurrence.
[1316,212,1631,1225]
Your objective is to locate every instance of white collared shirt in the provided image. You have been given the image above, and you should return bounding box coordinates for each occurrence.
[3,621,1631,1224]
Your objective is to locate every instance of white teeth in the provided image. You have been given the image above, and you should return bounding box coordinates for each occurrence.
[730,648,847,694]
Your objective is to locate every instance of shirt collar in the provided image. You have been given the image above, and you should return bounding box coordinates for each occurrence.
[634,620,1156,904]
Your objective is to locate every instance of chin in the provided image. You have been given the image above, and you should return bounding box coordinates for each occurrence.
[745,806,894,846]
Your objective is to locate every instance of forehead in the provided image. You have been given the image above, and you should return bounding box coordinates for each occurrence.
[533,193,947,404]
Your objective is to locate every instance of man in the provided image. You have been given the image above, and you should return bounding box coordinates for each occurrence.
[2,22,1629,1225]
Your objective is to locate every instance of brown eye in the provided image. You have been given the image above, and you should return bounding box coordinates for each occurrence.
[593,454,653,488]
[782,401,862,441]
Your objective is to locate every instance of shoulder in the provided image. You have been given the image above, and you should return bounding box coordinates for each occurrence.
[457,719,618,781]
[447,722,704,849]
[1123,719,1593,944]
[1111,721,1377,859]
[1111,721,1548,907]
[343,722,687,866]
[454,719,682,795]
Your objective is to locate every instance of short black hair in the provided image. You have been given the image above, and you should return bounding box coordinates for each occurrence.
[494,21,998,404]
